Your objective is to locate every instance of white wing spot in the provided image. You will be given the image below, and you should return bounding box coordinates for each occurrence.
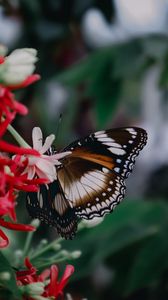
[116,159,122,163]
[97,137,115,143]
[126,128,137,135]
[114,167,120,173]
[94,130,105,136]
[108,147,126,155]
[102,167,109,173]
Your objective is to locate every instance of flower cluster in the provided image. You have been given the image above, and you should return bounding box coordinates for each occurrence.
[0,48,43,247]
[0,46,75,300]
[0,48,51,247]
[16,257,74,300]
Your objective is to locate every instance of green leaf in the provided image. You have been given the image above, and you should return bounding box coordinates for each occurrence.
[87,60,122,126]
[112,39,145,78]
[125,234,168,295]
[56,47,114,86]
[0,252,21,299]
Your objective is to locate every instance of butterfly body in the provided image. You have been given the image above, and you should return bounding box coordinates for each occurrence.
[27,127,147,239]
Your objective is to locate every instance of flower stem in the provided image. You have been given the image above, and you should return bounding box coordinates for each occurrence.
[22,230,35,259]
[7,123,30,148]
[37,258,66,270]
[30,237,62,261]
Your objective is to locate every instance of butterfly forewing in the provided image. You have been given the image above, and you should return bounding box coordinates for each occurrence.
[63,127,147,179]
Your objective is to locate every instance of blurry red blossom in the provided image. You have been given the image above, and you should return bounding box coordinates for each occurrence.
[0,153,46,248]
[0,47,43,248]
[0,219,35,248]
[0,55,5,64]
[16,257,74,299]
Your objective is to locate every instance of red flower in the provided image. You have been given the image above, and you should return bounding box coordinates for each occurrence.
[0,47,44,249]
[0,219,35,248]
[0,85,28,120]
[0,154,47,248]
[0,56,5,64]
[16,257,74,299]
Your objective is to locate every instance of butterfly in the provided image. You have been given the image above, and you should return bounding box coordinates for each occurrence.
[26,127,147,239]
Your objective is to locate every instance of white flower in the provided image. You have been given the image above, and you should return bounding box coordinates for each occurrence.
[0,48,38,85]
[23,127,71,183]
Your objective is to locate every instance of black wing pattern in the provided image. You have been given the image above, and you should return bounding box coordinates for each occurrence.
[26,180,78,239]
[27,127,147,239]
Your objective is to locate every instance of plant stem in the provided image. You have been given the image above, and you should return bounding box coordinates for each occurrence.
[22,230,35,259]
[37,258,66,270]
[30,237,62,261]
[7,123,30,148]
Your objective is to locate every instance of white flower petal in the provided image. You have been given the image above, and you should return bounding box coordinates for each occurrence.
[42,155,59,165]
[32,127,43,150]
[26,166,35,179]
[36,167,56,182]
[7,64,35,75]
[53,151,72,160]
[2,64,35,85]
[40,134,55,154]
[2,74,28,85]
[1,48,38,85]
[36,158,57,182]
[6,48,38,65]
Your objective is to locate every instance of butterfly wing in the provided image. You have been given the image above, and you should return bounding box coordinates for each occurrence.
[26,180,78,239]
[57,127,147,219]
[26,127,147,238]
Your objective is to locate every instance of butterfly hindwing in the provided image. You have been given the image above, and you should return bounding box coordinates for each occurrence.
[26,181,78,239]
[58,158,126,219]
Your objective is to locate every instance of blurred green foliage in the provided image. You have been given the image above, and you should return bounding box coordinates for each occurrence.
[2,199,168,299]
[62,199,168,299]
[0,252,21,299]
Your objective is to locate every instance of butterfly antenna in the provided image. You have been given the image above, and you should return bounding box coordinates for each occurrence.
[55,113,62,143]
